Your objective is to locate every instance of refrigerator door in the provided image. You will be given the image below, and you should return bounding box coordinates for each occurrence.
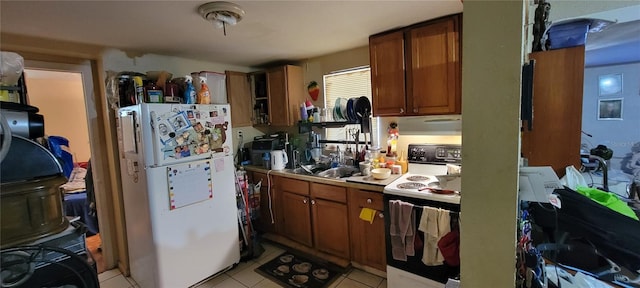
[140,104,233,167]
[145,156,239,287]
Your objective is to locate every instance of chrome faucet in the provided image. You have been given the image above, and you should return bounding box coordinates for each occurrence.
[589,155,609,192]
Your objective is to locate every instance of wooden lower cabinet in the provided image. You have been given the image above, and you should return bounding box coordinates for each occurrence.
[250,172,278,233]
[257,174,384,269]
[281,191,313,247]
[277,177,313,247]
[348,188,386,271]
[311,183,350,259]
[276,178,351,259]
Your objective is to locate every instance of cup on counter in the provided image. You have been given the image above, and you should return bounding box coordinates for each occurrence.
[359,161,371,176]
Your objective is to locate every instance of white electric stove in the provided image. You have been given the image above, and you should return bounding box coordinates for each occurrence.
[383,143,462,288]
[383,144,462,204]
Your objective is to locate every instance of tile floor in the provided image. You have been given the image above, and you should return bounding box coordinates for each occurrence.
[98,242,387,288]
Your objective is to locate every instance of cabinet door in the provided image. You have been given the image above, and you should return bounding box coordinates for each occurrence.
[522,46,585,177]
[408,15,461,115]
[312,198,350,258]
[267,66,289,126]
[226,71,253,127]
[348,189,386,271]
[251,172,277,233]
[370,31,407,116]
[281,191,313,247]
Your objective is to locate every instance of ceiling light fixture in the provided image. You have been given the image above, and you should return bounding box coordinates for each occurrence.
[198,1,245,36]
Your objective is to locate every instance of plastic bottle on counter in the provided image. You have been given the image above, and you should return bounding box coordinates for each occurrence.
[197,76,211,104]
[184,75,196,104]
[313,108,320,123]
[396,152,408,174]
[300,104,308,122]
[133,76,145,104]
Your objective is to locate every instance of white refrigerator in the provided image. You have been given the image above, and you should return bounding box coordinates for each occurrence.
[117,103,239,288]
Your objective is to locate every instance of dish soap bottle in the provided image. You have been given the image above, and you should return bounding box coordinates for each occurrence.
[397,152,408,174]
[197,76,211,104]
[386,122,399,157]
[184,75,196,104]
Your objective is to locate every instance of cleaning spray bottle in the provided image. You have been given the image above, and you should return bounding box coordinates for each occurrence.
[184,75,196,104]
[197,76,211,104]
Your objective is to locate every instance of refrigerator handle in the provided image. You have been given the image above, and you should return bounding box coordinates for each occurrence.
[149,111,156,133]
[120,110,138,156]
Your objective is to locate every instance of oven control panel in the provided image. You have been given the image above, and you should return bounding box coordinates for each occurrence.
[407,144,462,164]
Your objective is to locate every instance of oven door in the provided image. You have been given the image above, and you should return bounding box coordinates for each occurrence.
[383,193,460,285]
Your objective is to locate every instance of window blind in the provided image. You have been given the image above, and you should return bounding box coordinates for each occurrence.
[323,67,377,145]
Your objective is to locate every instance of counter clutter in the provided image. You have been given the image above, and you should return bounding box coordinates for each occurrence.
[243,165,394,191]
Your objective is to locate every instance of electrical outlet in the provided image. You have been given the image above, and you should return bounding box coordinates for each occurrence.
[237,130,243,139]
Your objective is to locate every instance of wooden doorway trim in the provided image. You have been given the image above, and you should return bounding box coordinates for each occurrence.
[1,32,130,274]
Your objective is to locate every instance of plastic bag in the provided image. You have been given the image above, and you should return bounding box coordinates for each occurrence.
[0,51,24,86]
[560,165,588,190]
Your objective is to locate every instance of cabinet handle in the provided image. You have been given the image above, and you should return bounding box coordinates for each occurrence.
[303,198,308,204]
[311,200,316,205]
[366,198,372,204]
[413,108,418,113]
[379,213,384,218]
[400,108,404,114]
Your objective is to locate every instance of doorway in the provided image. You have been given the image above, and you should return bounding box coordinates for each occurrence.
[23,60,110,274]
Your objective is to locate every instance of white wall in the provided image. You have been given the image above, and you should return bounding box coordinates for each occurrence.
[101,49,265,154]
[460,1,525,286]
[26,69,92,163]
[582,61,640,173]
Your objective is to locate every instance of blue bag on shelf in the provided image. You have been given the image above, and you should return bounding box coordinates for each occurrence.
[47,135,74,179]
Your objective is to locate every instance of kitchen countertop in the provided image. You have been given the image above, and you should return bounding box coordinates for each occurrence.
[242,165,393,192]
[345,174,402,186]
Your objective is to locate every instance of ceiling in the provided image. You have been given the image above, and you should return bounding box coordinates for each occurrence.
[0,0,464,68]
[1,1,638,68]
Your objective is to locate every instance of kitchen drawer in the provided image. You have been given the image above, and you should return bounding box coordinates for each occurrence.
[278,177,309,196]
[349,189,383,211]
[310,183,347,203]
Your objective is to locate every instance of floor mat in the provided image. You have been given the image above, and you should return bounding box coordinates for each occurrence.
[255,251,343,288]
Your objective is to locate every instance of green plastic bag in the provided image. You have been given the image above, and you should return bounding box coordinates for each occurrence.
[576,186,639,220]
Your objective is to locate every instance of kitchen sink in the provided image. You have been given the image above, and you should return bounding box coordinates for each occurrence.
[290,167,312,175]
[287,165,359,179]
[316,166,360,179]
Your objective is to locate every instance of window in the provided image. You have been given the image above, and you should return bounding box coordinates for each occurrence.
[323,67,377,146]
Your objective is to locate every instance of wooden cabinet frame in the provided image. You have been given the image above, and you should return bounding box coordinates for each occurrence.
[370,14,461,117]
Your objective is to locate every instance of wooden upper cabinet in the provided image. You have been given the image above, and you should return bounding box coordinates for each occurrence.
[521,46,585,177]
[369,14,461,117]
[226,71,252,127]
[370,31,407,116]
[266,65,304,126]
[408,15,461,115]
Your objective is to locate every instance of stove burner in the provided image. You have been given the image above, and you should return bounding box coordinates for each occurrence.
[396,182,428,190]
[406,175,431,182]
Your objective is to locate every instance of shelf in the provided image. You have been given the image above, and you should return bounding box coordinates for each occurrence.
[298,120,360,133]
[255,97,268,100]
[0,85,23,92]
